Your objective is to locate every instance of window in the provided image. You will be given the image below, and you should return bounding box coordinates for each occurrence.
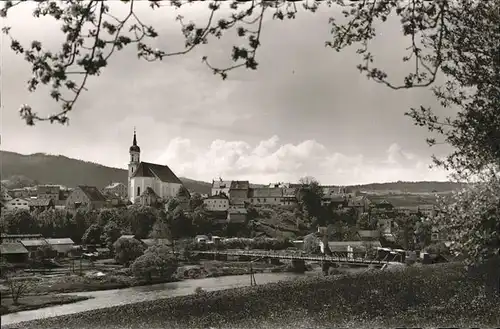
[137,187,141,196]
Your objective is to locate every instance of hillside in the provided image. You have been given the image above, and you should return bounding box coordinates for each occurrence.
[0,151,212,194]
[0,151,461,196]
[350,181,465,193]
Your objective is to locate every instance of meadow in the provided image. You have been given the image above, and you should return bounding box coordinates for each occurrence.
[6,262,499,329]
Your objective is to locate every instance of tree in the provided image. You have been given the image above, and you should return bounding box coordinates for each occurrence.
[82,224,103,246]
[69,208,98,244]
[393,214,419,251]
[1,209,38,234]
[113,237,144,267]
[150,216,171,240]
[189,193,204,211]
[5,272,34,305]
[303,233,319,254]
[414,219,432,250]
[296,177,323,221]
[434,171,500,298]
[127,205,158,239]
[191,209,211,235]
[97,208,123,227]
[101,220,122,251]
[130,244,177,282]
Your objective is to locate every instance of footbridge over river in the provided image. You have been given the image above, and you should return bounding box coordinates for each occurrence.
[194,250,403,274]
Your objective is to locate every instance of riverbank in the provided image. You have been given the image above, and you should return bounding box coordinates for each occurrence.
[5,263,499,329]
[1,260,291,296]
[1,295,91,316]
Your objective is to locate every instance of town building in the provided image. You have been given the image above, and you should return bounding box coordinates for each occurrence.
[4,197,30,211]
[36,185,60,201]
[228,181,250,205]
[20,238,49,258]
[203,194,230,211]
[227,208,247,223]
[211,178,232,196]
[128,129,184,203]
[65,185,107,210]
[103,182,127,199]
[46,238,75,256]
[0,243,29,263]
[249,187,284,206]
[28,198,55,212]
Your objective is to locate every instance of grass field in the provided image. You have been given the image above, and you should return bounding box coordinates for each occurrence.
[6,262,499,329]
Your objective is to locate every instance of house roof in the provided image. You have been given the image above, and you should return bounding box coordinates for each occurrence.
[119,235,136,240]
[20,239,48,247]
[0,243,29,255]
[250,188,283,198]
[28,198,53,207]
[46,238,74,245]
[1,233,43,239]
[205,194,229,200]
[78,186,107,202]
[131,162,182,184]
[230,181,250,190]
[141,238,172,246]
[104,182,125,189]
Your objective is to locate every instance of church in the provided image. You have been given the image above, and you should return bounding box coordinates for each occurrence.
[128,130,184,204]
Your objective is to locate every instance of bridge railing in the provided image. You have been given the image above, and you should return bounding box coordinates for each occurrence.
[194,250,391,265]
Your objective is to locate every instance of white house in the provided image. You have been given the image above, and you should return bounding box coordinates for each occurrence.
[4,198,30,211]
[128,129,184,203]
[103,182,127,199]
[203,194,230,211]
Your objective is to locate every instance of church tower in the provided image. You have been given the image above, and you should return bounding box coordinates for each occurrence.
[128,128,140,200]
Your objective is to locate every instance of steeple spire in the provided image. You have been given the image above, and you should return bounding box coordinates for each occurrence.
[129,127,140,153]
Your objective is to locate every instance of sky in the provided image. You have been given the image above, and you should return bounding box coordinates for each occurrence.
[0,1,454,185]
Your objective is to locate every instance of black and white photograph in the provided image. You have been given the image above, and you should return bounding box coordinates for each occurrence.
[0,1,499,328]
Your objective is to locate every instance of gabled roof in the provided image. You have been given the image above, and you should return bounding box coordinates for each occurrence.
[46,238,74,245]
[20,239,48,247]
[250,188,283,198]
[230,181,250,190]
[0,243,29,254]
[131,162,182,184]
[205,194,229,200]
[78,186,107,202]
[28,198,54,207]
[104,182,125,189]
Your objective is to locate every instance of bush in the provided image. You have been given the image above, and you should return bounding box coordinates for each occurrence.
[130,245,177,282]
[113,238,144,267]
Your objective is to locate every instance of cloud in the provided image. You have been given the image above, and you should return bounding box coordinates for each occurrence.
[155,136,449,185]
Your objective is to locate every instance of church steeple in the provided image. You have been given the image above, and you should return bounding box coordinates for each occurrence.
[130,127,140,153]
[128,128,141,202]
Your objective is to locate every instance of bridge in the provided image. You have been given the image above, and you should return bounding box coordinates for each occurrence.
[193,250,403,273]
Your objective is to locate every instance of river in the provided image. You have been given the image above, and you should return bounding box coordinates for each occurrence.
[2,272,313,326]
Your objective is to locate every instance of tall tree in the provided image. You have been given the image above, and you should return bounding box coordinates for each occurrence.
[434,172,500,298]
[127,205,158,239]
[296,176,323,221]
[1,209,38,234]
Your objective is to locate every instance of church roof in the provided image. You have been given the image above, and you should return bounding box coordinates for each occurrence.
[131,162,182,184]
